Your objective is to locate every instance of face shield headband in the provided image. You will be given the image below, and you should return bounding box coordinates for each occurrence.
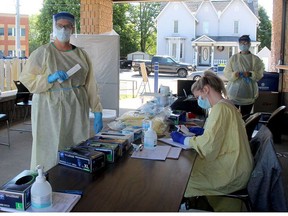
[52,12,77,40]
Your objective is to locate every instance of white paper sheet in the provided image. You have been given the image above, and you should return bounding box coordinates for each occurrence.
[158,137,193,150]
[131,145,171,161]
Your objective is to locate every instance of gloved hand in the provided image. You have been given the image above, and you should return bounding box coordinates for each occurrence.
[94,112,103,134]
[170,131,186,145]
[188,126,204,136]
[48,71,69,83]
[239,72,251,84]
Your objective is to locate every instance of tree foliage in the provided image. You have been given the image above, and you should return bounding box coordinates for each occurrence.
[29,1,160,57]
[257,6,272,50]
[113,2,160,58]
[128,3,161,55]
[113,4,139,59]
[36,0,80,46]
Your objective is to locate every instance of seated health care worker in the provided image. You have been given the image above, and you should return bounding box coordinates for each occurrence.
[171,71,253,210]
[224,35,264,116]
[19,12,103,171]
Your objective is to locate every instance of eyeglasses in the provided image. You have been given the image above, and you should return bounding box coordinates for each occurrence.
[56,23,73,30]
[239,41,250,45]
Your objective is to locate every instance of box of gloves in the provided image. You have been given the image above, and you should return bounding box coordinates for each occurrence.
[0,170,37,211]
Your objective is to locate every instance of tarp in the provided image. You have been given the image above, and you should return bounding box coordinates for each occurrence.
[70,31,120,116]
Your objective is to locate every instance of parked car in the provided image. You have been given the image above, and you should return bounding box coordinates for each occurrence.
[187,64,227,81]
[132,55,196,78]
[120,59,132,69]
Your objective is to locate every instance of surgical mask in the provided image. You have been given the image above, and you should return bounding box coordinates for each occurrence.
[239,44,250,52]
[197,96,211,109]
[55,27,72,43]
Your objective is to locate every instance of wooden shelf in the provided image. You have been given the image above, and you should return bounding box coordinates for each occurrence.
[276,65,288,70]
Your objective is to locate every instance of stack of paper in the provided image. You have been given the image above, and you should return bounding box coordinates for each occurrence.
[131,145,182,160]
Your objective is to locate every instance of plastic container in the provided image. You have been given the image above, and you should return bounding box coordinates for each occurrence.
[144,121,157,149]
[141,116,150,143]
[31,165,52,209]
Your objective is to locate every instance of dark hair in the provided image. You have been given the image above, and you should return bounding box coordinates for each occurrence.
[191,70,227,96]
[239,35,251,43]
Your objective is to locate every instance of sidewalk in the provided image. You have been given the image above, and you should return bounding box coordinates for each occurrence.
[119,97,143,116]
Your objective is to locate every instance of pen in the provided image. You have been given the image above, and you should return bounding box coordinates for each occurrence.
[56,190,83,196]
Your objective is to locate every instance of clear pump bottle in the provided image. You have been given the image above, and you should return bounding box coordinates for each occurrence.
[141,115,150,143]
[31,165,52,209]
[144,121,157,149]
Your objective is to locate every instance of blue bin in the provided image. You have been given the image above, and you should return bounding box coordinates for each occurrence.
[257,72,279,92]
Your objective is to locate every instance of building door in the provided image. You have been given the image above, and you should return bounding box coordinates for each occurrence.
[199,47,210,65]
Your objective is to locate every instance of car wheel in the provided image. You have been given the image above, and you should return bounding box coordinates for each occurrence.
[193,75,201,81]
[178,69,188,78]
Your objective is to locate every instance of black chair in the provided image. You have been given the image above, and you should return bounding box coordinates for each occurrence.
[245,112,262,141]
[0,113,11,147]
[10,81,32,132]
[257,105,286,143]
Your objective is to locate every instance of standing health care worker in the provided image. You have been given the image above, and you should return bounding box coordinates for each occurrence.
[224,35,264,116]
[171,71,253,211]
[19,12,103,171]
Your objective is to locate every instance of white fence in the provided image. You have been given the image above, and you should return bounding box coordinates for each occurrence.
[0,59,27,92]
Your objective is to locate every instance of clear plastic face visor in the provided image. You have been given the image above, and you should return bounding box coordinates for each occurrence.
[52,15,77,39]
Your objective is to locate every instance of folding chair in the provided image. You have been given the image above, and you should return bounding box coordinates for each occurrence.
[0,113,11,147]
[10,80,32,132]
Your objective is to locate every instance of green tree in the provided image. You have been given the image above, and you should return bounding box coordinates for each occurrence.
[129,2,161,55]
[113,4,139,58]
[257,6,272,50]
[36,0,80,45]
[28,15,41,54]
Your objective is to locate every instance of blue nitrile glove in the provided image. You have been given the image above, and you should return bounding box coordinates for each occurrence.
[170,131,186,145]
[239,72,251,84]
[188,126,204,136]
[48,71,69,83]
[94,112,103,134]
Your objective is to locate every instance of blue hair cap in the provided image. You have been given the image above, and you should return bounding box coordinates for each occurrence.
[238,35,251,43]
[54,12,74,24]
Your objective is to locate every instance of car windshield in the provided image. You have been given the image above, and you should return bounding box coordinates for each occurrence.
[170,56,179,63]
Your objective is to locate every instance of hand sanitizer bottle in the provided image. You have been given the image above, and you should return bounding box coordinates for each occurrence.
[144,121,157,149]
[141,115,150,143]
[31,165,52,209]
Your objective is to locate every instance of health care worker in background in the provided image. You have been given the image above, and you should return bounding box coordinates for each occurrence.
[171,71,253,211]
[224,35,264,116]
[19,12,103,171]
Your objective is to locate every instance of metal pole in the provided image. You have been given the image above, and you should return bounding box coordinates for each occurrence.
[15,0,21,57]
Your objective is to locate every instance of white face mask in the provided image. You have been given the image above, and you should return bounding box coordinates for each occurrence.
[55,27,72,43]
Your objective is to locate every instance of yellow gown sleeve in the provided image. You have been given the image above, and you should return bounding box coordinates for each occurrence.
[186,104,227,161]
[19,45,53,93]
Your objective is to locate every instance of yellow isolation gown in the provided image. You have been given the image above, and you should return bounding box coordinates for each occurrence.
[19,43,102,171]
[183,99,253,197]
[224,53,264,105]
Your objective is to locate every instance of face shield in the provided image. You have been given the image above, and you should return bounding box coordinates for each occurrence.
[52,12,77,42]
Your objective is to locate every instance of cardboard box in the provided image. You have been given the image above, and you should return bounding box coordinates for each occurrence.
[0,170,37,211]
[58,147,106,173]
[254,91,279,113]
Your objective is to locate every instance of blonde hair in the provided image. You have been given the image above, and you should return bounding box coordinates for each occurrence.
[191,70,227,96]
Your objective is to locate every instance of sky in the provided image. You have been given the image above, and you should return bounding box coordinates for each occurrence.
[0,0,273,18]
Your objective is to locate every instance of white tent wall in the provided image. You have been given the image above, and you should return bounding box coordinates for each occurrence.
[70,31,120,117]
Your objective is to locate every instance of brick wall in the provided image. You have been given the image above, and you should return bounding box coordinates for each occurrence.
[80,0,113,34]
